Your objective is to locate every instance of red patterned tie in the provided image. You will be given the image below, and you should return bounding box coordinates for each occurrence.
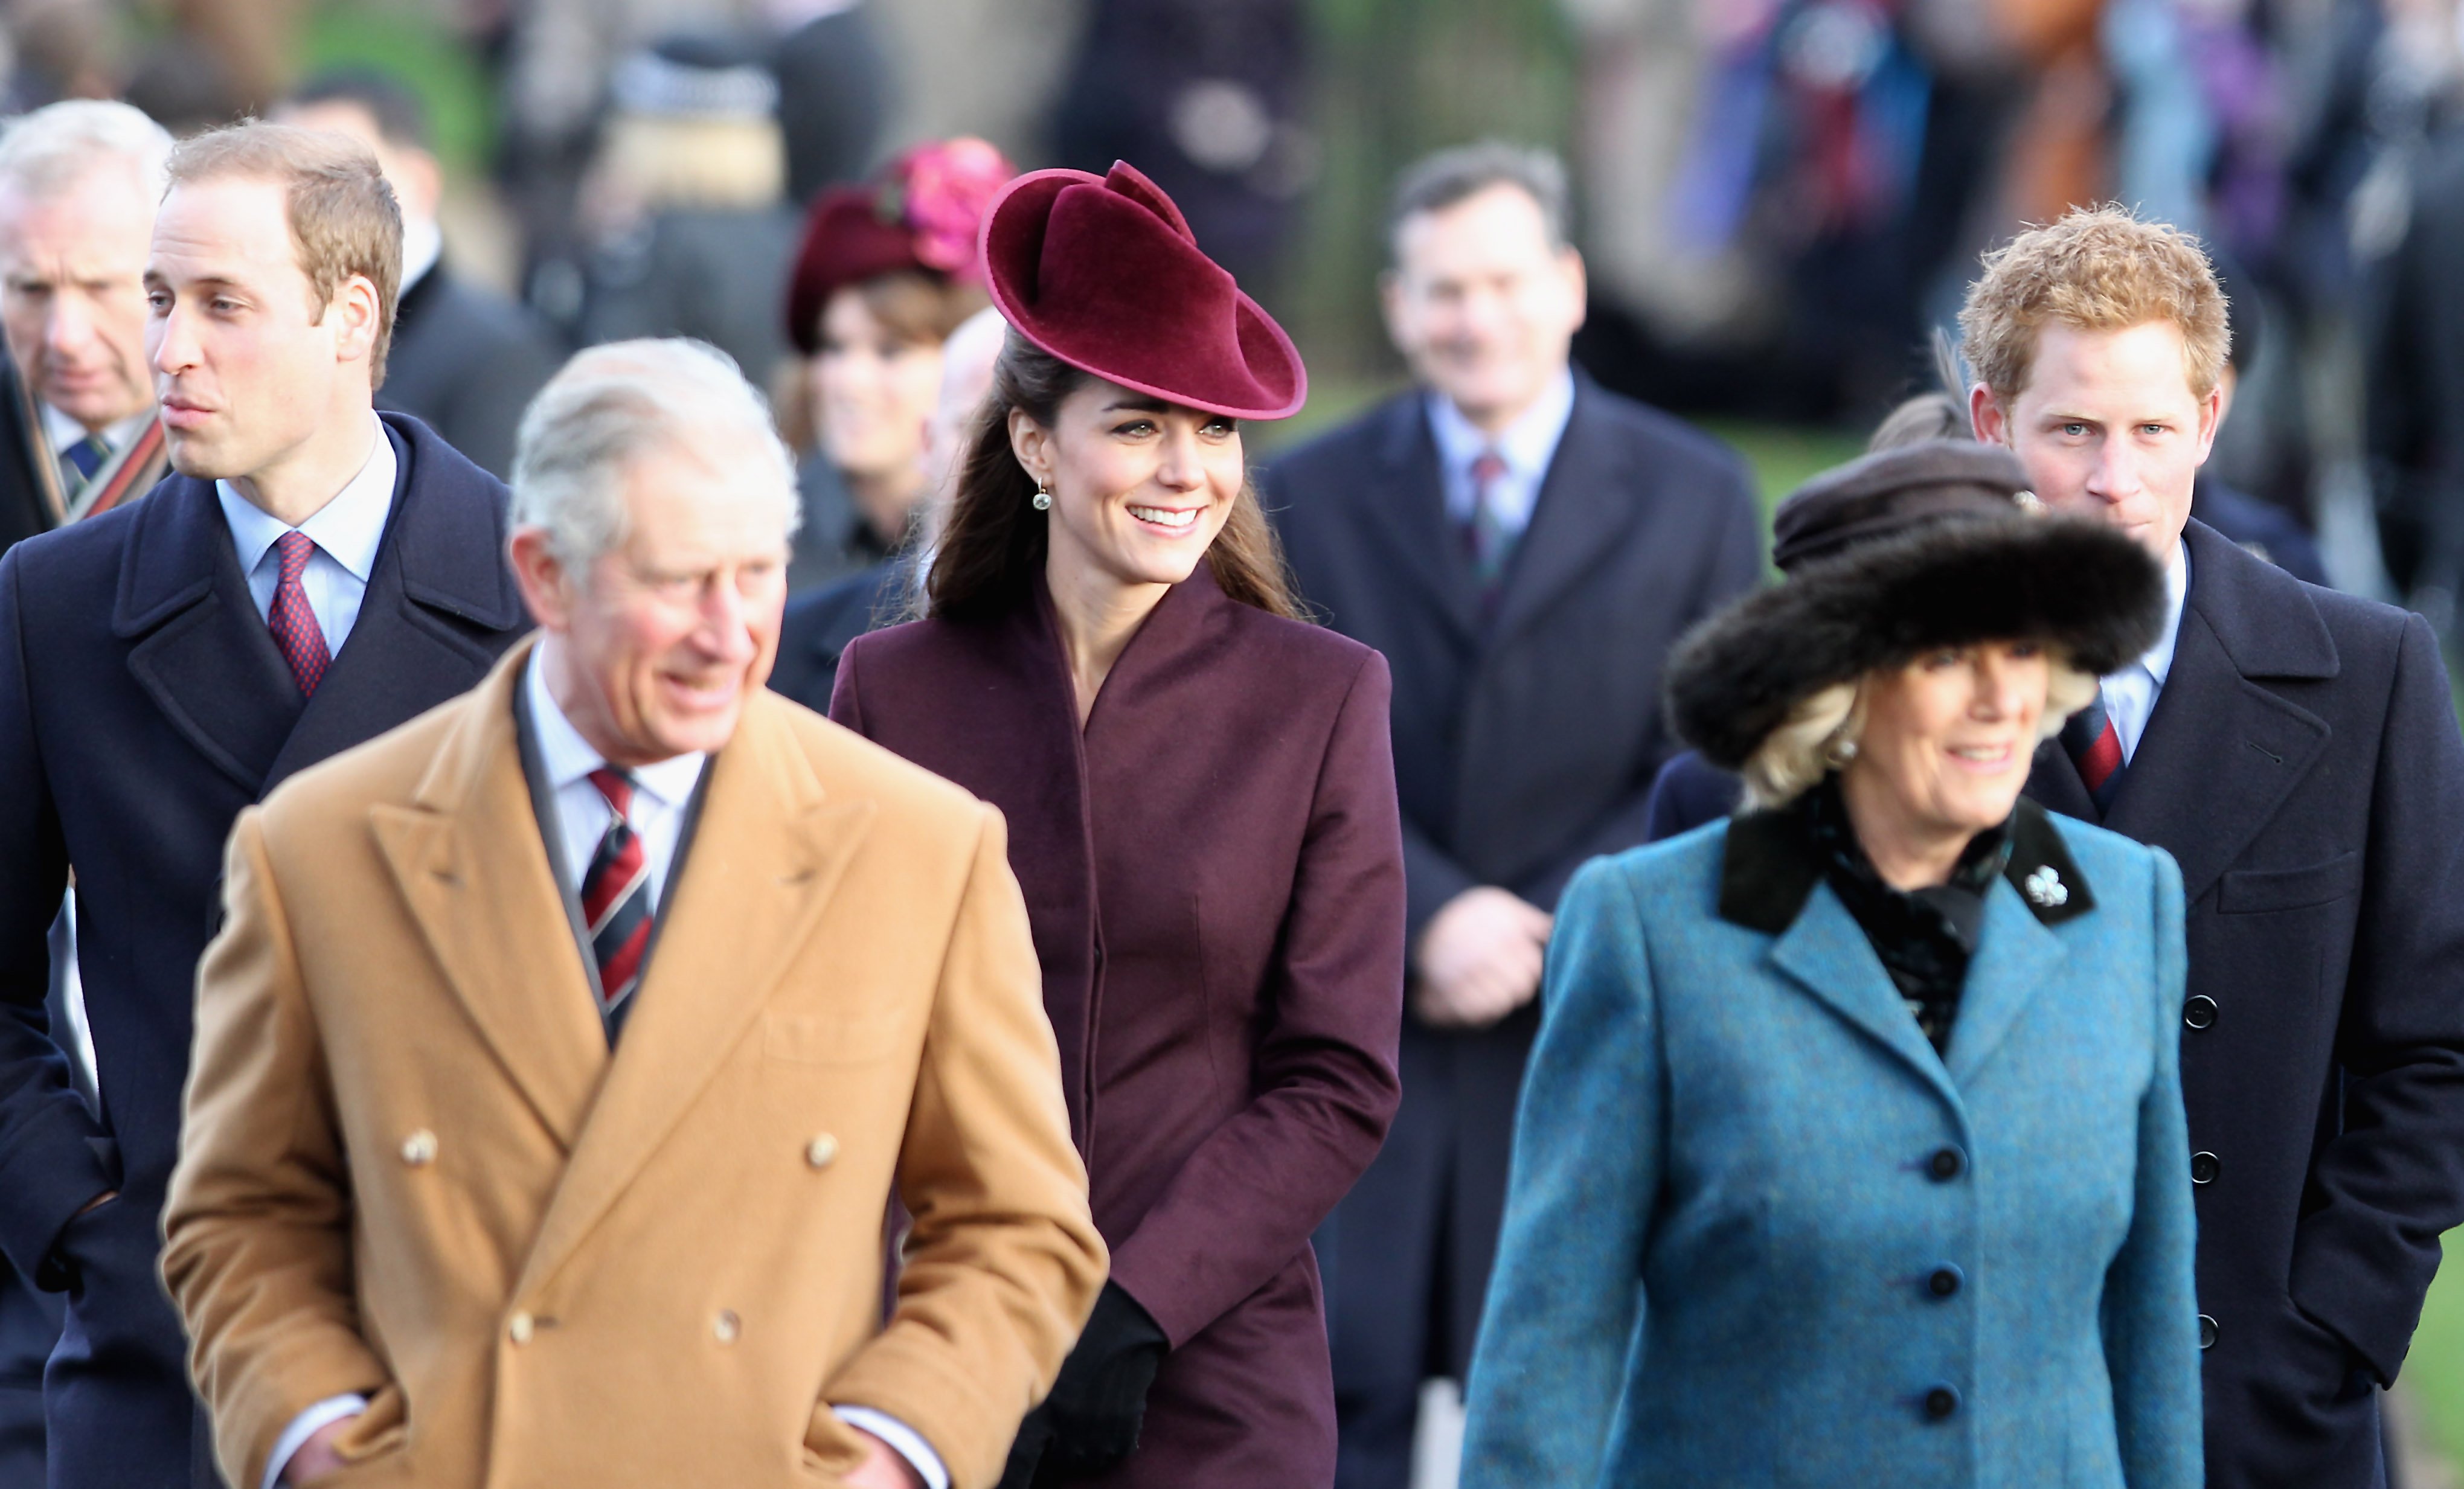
[267,531,331,697]
[2062,694,2126,813]
[580,768,653,1020]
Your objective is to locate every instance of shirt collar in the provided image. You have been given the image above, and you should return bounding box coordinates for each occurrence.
[1426,368,1577,482]
[2132,539,2191,690]
[400,216,444,295]
[523,644,709,809]
[40,401,155,459]
[214,415,397,583]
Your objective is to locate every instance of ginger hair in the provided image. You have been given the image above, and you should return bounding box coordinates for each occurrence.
[1959,204,2229,405]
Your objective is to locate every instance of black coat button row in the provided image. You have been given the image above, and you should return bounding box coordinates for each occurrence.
[2198,1314,2218,1350]
[2189,1151,2219,1185]
[1927,1265,1963,1299]
[2183,994,2218,1029]
[1927,1146,1965,1181]
[1923,1385,1961,1421]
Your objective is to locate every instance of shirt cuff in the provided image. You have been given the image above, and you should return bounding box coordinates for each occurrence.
[264,1394,369,1489]
[832,1405,949,1489]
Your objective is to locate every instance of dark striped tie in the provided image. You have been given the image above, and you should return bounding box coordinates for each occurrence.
[2062,693,2127,813]
[62,434,107,485]
[580,768,653,1023]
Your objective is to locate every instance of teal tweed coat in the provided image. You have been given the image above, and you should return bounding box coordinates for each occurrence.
[1459,802,2201,1487]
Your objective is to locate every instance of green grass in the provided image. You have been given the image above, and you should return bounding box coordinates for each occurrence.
[2409,1235,2464,1462]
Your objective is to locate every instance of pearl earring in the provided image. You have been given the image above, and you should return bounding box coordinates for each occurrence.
[1032,480,1053,512]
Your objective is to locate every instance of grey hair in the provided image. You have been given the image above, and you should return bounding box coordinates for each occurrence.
[511,337,800,572]
[1739,657,2099,812]
[0,100,173,200]
[1387,140,1571,262]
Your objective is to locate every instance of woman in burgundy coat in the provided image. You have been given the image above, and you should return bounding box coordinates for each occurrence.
[829,161,1407,1488]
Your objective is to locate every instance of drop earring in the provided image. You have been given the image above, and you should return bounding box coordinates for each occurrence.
[1032,479,1053,511]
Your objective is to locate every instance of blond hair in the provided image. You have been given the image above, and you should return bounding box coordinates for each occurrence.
[1958,204,2229,405]
[164,121,403,386]
[1740,659,2099,812]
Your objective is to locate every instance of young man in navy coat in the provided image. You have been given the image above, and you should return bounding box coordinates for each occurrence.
[1968,206,2464,1489]
[1262,142,1762,1489]
[0,121,526,1488]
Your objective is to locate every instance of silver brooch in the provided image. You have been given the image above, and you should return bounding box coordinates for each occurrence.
[2023,866,2068,908]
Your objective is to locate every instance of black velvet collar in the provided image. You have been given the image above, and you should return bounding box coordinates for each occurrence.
[1718,783,2094,936]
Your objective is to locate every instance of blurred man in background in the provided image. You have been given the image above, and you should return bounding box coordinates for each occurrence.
[1264,141,1761,1489]
[279,69,561,480]
[0,83,176,1489]
[0,100,173,552]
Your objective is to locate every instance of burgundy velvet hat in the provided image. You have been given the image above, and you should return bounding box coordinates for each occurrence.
[981,161,1307,420]
[785,137,1015,356]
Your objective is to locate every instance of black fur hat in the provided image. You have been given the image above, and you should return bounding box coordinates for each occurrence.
[1666,513,2167,770]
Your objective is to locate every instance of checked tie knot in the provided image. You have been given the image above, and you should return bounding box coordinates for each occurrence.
[274,529,316,585]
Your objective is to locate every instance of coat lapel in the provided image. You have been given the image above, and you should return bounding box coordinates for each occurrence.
[2024,737,2097,822]
[1767,884,1960,1107]
[1362,395,1481,643]
[513,693,876,1299]
[2099,522,2334,903]
[1941,881,2067,1087]
[370,642,609,1151]
[114,476,307,793]
[1489,383,1643,644]
[265,420,524,788]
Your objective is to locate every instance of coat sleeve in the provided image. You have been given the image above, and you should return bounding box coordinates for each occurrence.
[160,809,395,1489]
[2289,611,2464,1382]
[822,802,1108,1489]
[1516,456,1765,911]
[0,544,113,1284]
[1102,650,1407,1347]
[2103,847,2202,1489]
[1458,855,1660,1487]
[826,632,869,735]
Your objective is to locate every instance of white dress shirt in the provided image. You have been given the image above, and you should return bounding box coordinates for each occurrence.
[264,652,946,1489]
[2100,539,2190,764]
[216,417,397,655]
[1426,368,1577,545]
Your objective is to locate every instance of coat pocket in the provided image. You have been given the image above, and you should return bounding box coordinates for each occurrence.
[2217,852,2361,915]
[763,1008,904,1065]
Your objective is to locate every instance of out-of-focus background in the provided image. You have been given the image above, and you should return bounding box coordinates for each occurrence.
[3,0,2460,1480]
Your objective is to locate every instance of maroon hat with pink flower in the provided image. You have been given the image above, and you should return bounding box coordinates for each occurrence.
[786,136,1015,356]
[981,161,1306,421]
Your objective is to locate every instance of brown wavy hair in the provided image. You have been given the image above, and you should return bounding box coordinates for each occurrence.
[925,332,1303,623]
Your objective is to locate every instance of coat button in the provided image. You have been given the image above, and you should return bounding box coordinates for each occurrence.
[2190,1151,2220,1185]
[1927,1146,1965,1181]
[2198,1314,2218,1350]
[508,1311,534,1345]
[714,1309,741,1344]
[1928,1266,1963,1299]
[2183,995,2218,1030]
[1923,1385,1960,1420]
[805,1133,839,1170]
[400,1130,438,1167]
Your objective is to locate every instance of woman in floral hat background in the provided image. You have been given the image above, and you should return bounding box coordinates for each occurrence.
[782,136,1013,592]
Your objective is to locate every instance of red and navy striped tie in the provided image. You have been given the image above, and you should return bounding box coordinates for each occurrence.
[2062,694,2127,814]
[580,768,653,1023]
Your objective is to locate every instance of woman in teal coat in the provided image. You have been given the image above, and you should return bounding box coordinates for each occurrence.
[1460,442,2202,1488]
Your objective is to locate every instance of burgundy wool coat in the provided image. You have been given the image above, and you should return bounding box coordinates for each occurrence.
[831,565,1406,1487]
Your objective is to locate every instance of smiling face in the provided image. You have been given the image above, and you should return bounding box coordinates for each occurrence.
[1011,376,1244,596]
[513,438,792,767]
[144,174,377,483]
[1972,319,2221,562]
[812,286,946,487]
[0,168,157,431]
[1844,640,2051,853]
[1382,182,1585,433]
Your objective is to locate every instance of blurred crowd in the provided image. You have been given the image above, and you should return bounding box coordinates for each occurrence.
[0,0,2455,622]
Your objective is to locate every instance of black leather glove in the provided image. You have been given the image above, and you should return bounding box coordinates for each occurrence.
[997,1282,1167,1487]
